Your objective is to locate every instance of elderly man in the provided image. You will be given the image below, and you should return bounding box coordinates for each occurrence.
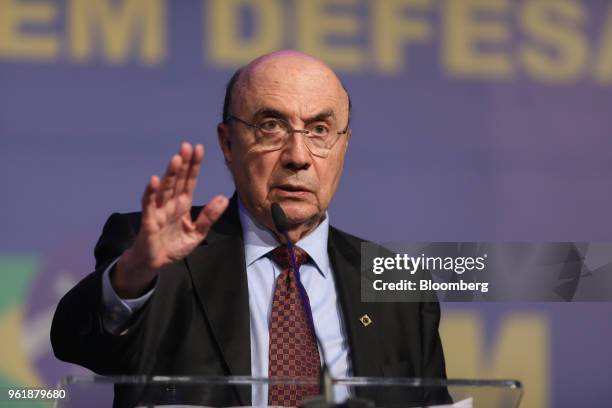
[51,51,449,408]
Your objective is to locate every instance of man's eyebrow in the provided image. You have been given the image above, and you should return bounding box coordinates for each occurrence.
[251,108,336,123]
[304,110,336,123]
[251,108,287,120]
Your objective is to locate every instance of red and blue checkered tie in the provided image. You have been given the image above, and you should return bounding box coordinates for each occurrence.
[268,246,321,407]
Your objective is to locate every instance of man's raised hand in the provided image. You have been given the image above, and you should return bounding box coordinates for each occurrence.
[111,143,229,298]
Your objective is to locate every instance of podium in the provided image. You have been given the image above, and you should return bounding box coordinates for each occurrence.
[53,375,522,407]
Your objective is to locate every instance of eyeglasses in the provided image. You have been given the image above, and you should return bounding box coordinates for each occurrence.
[225,115,349,158]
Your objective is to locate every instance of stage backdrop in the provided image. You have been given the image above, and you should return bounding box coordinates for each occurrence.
[1,1,612,407]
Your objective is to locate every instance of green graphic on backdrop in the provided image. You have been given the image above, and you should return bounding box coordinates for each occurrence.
[0,255,48,407]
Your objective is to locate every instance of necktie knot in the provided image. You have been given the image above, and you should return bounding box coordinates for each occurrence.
[270,245,310,270]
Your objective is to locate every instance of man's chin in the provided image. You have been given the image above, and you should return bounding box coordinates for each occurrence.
[276,200,320,226]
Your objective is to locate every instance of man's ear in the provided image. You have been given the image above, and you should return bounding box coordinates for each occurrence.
[343,128,351,153]
[217,123,232,165]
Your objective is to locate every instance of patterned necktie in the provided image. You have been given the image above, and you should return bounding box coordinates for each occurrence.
[268,245,321,407]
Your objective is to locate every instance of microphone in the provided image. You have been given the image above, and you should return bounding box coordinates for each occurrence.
[271,202,290,235]
[270,202,334,404]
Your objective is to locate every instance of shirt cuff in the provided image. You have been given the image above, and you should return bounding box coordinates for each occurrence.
[101,257,157,334]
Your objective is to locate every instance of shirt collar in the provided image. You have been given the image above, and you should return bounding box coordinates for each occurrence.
[238,198,330,277]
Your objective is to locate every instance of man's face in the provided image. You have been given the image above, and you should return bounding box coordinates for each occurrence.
[218,56,350,233]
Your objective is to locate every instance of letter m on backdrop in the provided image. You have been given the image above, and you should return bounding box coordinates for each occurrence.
[440,311,549,408]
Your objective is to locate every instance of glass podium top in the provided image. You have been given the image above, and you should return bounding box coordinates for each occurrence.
[39,375,523,408]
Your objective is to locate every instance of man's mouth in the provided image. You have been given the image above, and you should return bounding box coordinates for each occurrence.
[273,184,313,198]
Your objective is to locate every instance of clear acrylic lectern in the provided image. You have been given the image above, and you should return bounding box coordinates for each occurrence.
[49,375,522,408]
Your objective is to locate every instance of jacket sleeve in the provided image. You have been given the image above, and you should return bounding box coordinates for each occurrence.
[50,212,152,375]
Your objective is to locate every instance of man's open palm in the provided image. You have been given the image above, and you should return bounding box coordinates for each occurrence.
[113,142,228,297]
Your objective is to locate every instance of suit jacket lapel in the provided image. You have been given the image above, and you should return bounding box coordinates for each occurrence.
[328,227,384,378]
[185,196,251,405]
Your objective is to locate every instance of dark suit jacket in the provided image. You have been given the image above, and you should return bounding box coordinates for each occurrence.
[51,197,450,407]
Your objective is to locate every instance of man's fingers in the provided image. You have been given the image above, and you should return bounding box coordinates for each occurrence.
[194,195,229,235]
[173,142,193,197]
[142,175,160,219]
[157,153,182,206]
[184,144,205,196]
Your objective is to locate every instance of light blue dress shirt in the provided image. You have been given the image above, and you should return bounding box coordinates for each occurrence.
[237,200,351,404]
[102,201,351,405]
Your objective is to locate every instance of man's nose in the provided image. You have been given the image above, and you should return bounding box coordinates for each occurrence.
[280,131,312,171]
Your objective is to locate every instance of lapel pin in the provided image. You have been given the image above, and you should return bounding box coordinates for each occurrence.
[359,314,372,327]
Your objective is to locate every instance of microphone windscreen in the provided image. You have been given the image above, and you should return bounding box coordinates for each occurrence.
[271,202,289,233]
